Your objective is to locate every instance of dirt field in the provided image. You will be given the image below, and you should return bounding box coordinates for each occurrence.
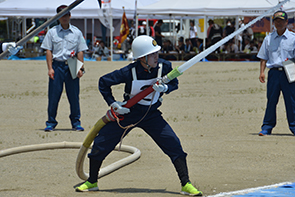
[0,60,294,197]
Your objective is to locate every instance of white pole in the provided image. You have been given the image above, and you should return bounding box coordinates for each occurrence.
[23,17,26,38]
[135,0,138,37]
[84,18,87,42]
[235,16,239,45]
[180,17,183,38]
[92,18,94,46]
[110,15,113,61]
[173,15,176,46]
[146,17,149,35]
[203,15,207,52]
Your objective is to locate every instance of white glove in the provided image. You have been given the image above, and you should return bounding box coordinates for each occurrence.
[8,45,23,55]
[110,101,130,115]
[153,83,168,93]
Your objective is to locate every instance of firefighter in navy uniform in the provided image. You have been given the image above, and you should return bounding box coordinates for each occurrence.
[75,35,202,196]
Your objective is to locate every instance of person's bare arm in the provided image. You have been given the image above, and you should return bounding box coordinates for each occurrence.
[259,59,267,83]
[46,50,54,80]
[77,51,84,78]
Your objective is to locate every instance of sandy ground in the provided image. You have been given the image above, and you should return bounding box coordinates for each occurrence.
[0,60,294,197]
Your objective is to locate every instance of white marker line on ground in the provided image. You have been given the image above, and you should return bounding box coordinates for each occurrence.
[207,182,292,197]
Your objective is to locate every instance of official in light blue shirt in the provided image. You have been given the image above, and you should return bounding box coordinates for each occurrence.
[257,10,295,136]
[41,24,88,61]
[257,28,295,68]
[41,5,88,132]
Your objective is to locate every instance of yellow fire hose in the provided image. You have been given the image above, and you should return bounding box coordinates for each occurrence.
[75,115,141,180]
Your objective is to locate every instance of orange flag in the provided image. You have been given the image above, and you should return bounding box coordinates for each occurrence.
[119,9,129,48]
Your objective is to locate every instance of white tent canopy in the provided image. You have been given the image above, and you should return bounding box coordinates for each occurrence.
[137,0,295,54]
[0,0,159,18]
[137,0,295,16]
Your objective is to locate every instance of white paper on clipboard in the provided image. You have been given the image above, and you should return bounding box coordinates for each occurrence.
[67,57,83,79]
[282,59,295,83]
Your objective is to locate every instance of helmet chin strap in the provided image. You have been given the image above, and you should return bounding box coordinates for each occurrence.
[145,56,152,73]
[139,56,151,73]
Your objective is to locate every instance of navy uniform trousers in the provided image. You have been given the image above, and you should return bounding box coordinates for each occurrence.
[262,68,295,134]
[46,60,81,128]
[88,104,187,163]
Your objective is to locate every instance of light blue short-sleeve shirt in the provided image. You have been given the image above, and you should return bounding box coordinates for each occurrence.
[257,29,295,68]
[41,24,88,61]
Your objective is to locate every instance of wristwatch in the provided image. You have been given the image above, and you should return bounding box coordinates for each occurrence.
[80,67,85,74]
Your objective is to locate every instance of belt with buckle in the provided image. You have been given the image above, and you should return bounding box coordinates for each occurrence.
[271,67,284,71]
[53,59,68,65]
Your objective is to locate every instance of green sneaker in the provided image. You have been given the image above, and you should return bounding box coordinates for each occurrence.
[181,182,203,196]
[75,181,99,192]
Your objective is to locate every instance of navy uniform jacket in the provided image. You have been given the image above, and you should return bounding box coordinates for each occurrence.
[99,58,178,110]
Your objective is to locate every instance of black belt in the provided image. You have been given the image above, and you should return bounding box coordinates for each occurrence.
[271,67,284,71]
[53,60,68,64]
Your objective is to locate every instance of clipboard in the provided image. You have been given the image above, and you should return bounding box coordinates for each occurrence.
[67,57,83,79]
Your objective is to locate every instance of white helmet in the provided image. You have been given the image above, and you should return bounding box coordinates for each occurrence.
[132,35,161,59]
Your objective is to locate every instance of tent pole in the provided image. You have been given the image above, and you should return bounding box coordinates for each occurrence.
[180,17,183,39]
[0,0,85,60]
[146,17,149,36]
[92,18,95,47]
[173,15,176,46]
[135,0,138,37]
[22,17,26,39]
[110,15,113,61]
[84,18,87,43]
[6,18,10,40]
[235,16,239,45]
[203,15,207,54]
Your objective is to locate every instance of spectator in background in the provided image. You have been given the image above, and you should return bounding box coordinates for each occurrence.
[189,20,198,47]
[223,19,235,38]
[138,22,147,36]
[128,21,136,44]
[93,41,110,61]
[138,21,152,36]
[243,38,251,53]
[183,38,194,60]
[257,41,262,51]
[162,39,174,53]
[175,36,185,53]
[226,39,239,53]
[184,38,194,53]
[249,40,258,53]
[196,38,204,53]
[208,20,223,51]
[242,21,254,49]
[154,19,165,48]
[160,39,176,60]
[207,19,214,38]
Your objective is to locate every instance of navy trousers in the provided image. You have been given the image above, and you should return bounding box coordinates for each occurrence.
[88,105,187,162]
[46,60,81,128]
[262,69,295,134]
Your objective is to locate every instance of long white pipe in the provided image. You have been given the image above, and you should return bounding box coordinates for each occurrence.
[177,0,290,74]
[0,141,141,180]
